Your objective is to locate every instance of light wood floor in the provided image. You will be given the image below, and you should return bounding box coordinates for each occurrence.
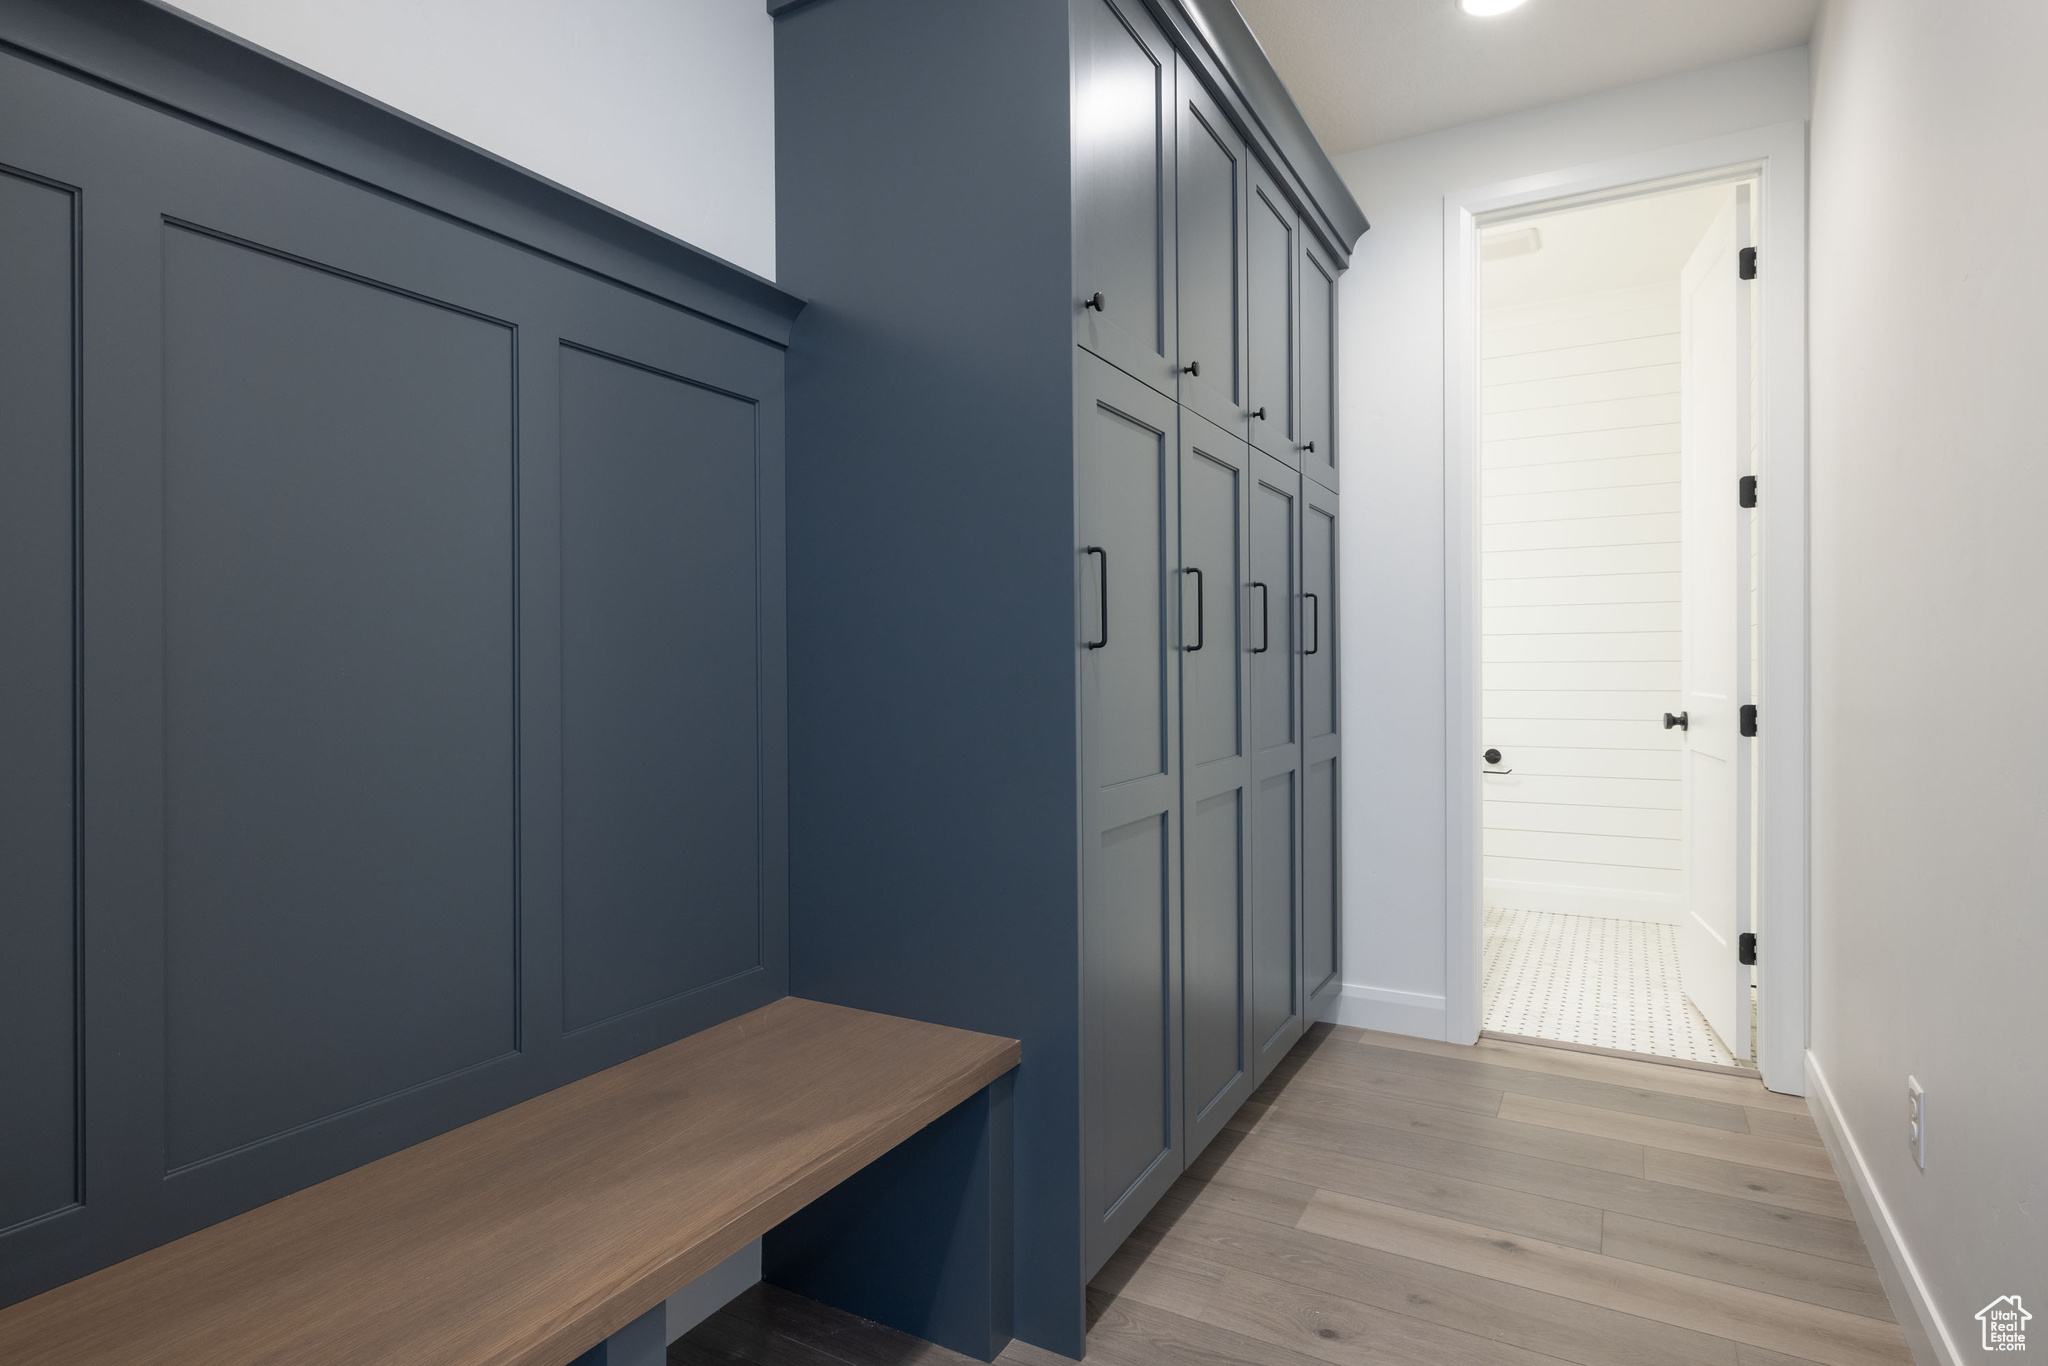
[673,1023,1910,1366]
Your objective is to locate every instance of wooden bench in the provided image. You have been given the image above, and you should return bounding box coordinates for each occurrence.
[0,998,1020,1366]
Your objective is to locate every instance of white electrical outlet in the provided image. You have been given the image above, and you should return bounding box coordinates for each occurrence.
[1907,1076,1926,1170]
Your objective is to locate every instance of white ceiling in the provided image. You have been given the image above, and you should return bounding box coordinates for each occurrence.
[1232,0,1819,156]
[1481,180,1739,309]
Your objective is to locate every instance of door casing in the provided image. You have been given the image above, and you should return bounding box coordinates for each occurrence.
[1441,124,1810,1095]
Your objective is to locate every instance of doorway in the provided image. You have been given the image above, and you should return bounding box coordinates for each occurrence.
[1442,124,1808,1095]
[1475,179,1759,1069]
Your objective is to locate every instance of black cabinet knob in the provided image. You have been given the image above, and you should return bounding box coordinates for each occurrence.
[1303,440,1316,454]
[1483,748,1502,765]
[1182,360,1200,377]
[1083,292,1105,311]
[1663,711,1689,731]
[1252,406,1268,420]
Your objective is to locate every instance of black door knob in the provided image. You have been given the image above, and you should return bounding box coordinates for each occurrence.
[1084,292,1105,311]
[1483,749,1502,765]
[1663,711,1689,730]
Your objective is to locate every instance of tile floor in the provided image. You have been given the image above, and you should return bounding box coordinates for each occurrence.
[1482,904,1749,1067]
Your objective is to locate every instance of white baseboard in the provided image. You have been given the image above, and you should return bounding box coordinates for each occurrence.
[1485,877,1681,925]
[1328,984,1447,1040]
[665,1239,761,1342]
[1803,1052,1957,1366]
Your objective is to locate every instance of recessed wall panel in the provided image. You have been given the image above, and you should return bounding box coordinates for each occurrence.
[161,226,517,1169]
[559,345,762,1031]
[1081,400,1168,786]
[1181,446,1241,766]
[1252,773,1296,1050]
[1252,480,1295,748]
[1306,505,1335,739]
[0,169,78,1229]
[1178,105,1239,407]
[1301,247,1336,483]
[1305,758,1337,992]
[1248,182,1293,452]
[1088,814,1170,1213]
[1183,790,1243,1117]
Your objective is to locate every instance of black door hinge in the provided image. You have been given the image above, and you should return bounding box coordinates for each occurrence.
[1739,932,1758,965]
[1740,704,1758,737]
[1739,247,1757,280]
[1739,474,1757,508]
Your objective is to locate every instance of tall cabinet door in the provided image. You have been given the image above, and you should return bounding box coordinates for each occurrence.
[1248,450,1302,1081]
[1074,0,1177,395]
[1246,167,1295,460]
[1174,67,1247,436]
[1077,351,1182,1278]
[1299,239,1338,489]
[1302,479,1341,1017]
[1178,410,1251,1162]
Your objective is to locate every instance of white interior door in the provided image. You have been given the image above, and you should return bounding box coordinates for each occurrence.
[1677,189,1750,1054]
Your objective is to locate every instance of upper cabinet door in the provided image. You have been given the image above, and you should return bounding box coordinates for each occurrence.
[1074,0,1177,393]
[1299,239,1338,489]
[1246,167,1295,461]
[1174,68,1247,435]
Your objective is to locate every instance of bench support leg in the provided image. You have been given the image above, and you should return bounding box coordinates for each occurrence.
[765,1074,1014,1361]
[566,1303,664,1366]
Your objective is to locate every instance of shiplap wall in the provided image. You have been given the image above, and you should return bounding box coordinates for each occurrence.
[1481,281,1684,923]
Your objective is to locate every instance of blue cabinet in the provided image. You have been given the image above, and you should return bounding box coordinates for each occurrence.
[774,0,1361,1353]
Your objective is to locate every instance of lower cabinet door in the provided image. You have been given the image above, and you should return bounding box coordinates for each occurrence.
[1249,450,1303,1083]
[1077,350,1183,1278]
[1303,479,1341,1016]
[1178,410,1253,1162]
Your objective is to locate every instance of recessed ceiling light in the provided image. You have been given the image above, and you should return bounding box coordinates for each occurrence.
[1460,0,1529,16]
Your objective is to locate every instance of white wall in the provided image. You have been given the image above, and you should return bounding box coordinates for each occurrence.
[166,0,777,279]
[1807,1,2048,1358]
[1326,48,1810,1037]
[1481,282,1684,925]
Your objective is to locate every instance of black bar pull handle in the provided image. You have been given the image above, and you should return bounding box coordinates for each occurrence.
[1085,547,1108,649]
[1251,581,1270,654]
[1304,592,1320,655]
[1183,566,1204,652]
